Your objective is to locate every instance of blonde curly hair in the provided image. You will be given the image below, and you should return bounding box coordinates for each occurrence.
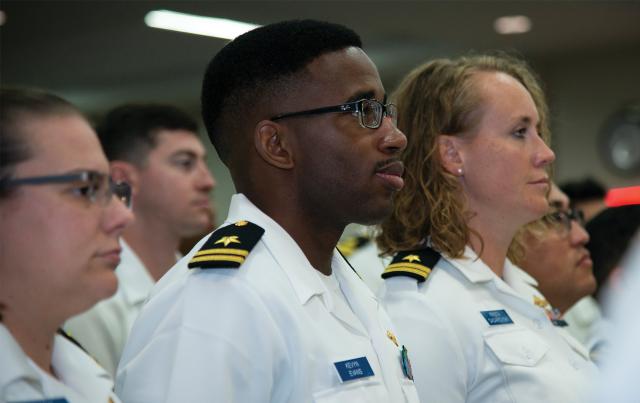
[377,53,551,263]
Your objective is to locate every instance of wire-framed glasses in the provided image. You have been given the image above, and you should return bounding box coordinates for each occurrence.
[1,170,132,208]
[542,207,586,237]
[270,98,397,129]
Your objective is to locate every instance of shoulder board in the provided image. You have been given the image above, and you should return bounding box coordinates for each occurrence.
[188,220,264,269]
[337,235,371,257]
[381,247,441,282]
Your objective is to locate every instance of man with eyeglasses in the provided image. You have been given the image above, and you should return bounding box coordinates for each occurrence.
[519,183,605,360]
[65,103,216,377]
[116,20,419,402]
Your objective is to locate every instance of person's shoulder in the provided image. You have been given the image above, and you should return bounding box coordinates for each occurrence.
[187,220,265,271]
[381,246,442,284]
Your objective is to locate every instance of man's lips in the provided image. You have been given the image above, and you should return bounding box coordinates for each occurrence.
[375,160,405,191]
[192,198,212,209]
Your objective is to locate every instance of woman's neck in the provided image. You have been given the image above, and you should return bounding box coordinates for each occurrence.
[4,313,58,377]
[467,217,518,278]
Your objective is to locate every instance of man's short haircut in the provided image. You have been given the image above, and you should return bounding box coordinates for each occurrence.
[97,103,198,164]
[201,19,362,165]
[560,177,606,203]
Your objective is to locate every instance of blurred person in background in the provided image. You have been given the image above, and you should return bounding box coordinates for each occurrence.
[0,87,133,402]
[560,177,607,222]
[65,103,216,376]
[519,183,606,361]
[591,230,640,403]
[377,54,597,403]
[586,204,640,303]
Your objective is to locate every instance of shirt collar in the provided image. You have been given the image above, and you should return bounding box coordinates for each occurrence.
[116,239,157,306]
[226,193,327,306]
[445,245,496,283]
[0,324,114,400]
[0,323,41,390]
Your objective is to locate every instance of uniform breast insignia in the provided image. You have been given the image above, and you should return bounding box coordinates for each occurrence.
[337,235,371,257]
[532,295,569,327]
[386,329,399,347]
[187,220,264,269]
[381,247,441,282]
[401,345,414,380]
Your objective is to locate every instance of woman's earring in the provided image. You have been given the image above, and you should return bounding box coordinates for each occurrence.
[457,168,464,176]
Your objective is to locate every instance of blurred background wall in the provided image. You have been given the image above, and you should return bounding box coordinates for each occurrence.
[2,1,639,225]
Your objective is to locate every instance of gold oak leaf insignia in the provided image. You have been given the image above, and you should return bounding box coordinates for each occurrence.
[215,236,241,247]
[533,295,549,308]
[386,330,399,347]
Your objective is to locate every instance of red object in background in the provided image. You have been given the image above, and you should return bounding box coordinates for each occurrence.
[605,186,640,207]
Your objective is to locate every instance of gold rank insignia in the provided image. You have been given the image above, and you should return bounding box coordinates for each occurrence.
[188,220,264,269]
[386,330,399,347]
[381,247,441,283]
[533,295,550,309]
[337,235,371,257]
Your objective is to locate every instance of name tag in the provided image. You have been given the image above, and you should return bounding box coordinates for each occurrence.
[334,356,374,383]
[481,309,513,326]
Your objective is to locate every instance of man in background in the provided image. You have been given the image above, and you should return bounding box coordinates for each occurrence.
[65,103,216,375]
[520,183,603,358]
[561,177,607,222]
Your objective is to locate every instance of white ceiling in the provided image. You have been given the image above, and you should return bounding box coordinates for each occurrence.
[2,1,639,114]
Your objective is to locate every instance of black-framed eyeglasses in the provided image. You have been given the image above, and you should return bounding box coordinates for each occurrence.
[543,207,585,236]
[270,98,398,129]
[1,170,132,208]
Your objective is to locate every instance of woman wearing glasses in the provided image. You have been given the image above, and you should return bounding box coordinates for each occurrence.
[0,88,133,402]
[377,55,598,403]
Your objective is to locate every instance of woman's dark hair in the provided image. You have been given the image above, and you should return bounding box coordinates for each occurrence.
[0,87,80,197]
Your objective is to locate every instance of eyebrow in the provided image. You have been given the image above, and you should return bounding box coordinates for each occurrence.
[170,150,203,159]
[345,90,380,104]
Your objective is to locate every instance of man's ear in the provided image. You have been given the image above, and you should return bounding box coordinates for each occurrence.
[110,160,140,195]
[254,120,294,169]
[437,134,464,176]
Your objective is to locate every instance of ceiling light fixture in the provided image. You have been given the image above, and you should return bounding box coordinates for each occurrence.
[144,9,260,40]
[493,15,532,35]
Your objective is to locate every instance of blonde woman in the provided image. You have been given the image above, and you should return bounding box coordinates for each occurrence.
[378,55,597,402]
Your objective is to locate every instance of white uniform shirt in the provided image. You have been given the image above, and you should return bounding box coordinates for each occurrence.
[381,246,598,403]
[116,194,419,403]
[592,234,640,403]
[347,240,389,296]
[0,324,120,403]
[64,240,154,376]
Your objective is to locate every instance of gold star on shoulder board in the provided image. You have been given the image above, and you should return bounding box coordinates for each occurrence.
[215,235,241,247]
[235,220,249,227]
[402,254,421,263]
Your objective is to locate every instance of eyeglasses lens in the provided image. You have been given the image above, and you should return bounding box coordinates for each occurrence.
[361,100,383,129]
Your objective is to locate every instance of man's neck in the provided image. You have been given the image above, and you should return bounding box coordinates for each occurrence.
[123,220,180,282]
[246,190,344,276]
